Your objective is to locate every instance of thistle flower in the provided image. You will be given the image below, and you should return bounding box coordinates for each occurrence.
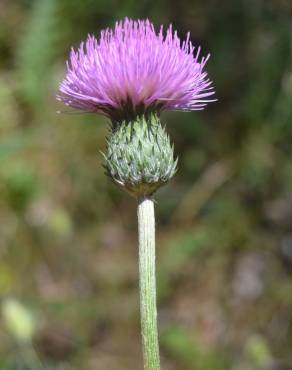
[58,18,216,370]
[58,18,215,196]
[57,18,215,122]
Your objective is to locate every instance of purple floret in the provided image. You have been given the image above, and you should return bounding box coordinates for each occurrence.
[57,18,215,121]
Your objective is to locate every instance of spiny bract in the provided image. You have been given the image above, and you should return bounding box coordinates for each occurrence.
[104,114,177,196]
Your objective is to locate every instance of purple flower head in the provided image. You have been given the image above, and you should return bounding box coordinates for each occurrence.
[57,18,215,122]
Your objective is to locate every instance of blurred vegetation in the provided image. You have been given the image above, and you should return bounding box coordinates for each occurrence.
[1,0,292,369]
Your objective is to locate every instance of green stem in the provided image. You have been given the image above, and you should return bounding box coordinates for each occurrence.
[137,197,160,370]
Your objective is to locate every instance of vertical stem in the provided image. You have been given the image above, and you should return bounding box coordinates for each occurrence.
[137,197,160,370]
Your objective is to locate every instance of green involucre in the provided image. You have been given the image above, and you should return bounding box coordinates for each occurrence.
[104,114,177,197]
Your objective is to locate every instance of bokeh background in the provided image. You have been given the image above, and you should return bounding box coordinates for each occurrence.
[1,0,292,369]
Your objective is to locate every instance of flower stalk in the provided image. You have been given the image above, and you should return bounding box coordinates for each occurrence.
[138,197,160,370]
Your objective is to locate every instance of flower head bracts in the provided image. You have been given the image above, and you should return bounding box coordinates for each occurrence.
[57,18,215,122]
[103,114,177,196]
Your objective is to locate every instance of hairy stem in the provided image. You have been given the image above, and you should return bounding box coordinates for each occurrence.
[137,197,160,370]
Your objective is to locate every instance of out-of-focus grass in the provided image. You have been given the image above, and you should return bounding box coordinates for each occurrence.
[161,326,230,370]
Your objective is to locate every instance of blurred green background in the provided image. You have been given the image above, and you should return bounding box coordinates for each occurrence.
[1,0,292,369]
